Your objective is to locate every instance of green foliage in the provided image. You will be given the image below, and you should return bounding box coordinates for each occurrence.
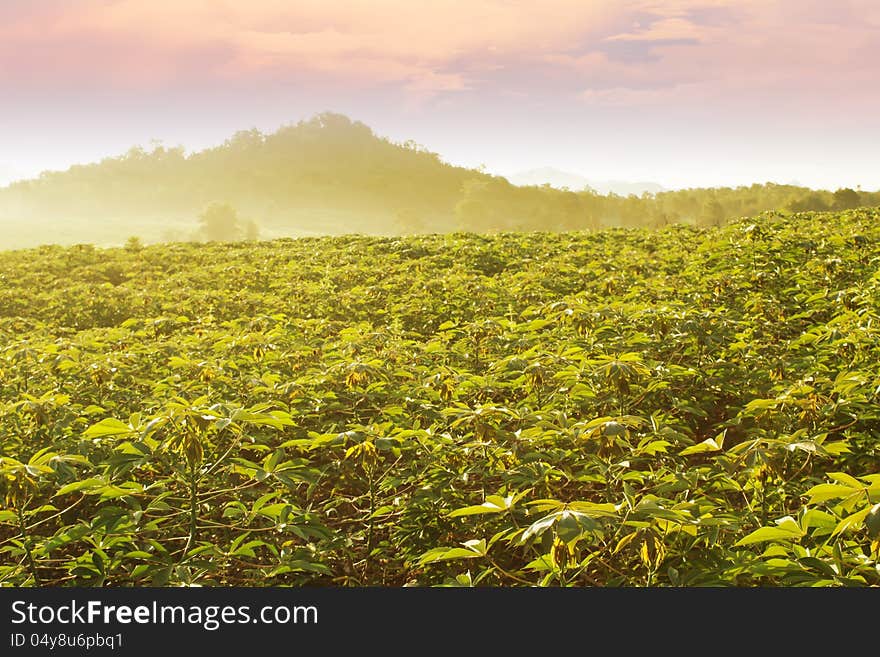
[1,208,880,586]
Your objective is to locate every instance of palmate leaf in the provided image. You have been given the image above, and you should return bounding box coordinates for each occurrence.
[521,509,606,543]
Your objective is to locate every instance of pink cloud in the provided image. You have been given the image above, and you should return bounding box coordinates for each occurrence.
[579,84,702,106]
[0,0,876,114]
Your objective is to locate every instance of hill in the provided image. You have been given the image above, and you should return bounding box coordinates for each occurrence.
[0,112,878,249]
[0,113,490,248]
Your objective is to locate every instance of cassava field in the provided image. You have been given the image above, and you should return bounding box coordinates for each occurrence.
[2,208,879,587]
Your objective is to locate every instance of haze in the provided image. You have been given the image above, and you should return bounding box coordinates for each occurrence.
[1,1,879,191]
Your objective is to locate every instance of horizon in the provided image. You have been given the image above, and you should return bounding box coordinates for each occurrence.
[1,2,879,192]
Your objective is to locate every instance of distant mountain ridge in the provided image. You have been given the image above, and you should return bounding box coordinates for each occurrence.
[507,167,666,196]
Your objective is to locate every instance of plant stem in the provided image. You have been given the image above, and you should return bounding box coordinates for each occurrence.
[364,464,376,580]
[180,469,199,563]
[18,506,41,586]
[189,471,198,546]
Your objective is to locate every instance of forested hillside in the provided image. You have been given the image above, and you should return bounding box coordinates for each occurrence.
[1,113,877,249]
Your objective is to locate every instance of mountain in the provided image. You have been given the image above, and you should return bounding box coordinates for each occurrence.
[507,167,665,196]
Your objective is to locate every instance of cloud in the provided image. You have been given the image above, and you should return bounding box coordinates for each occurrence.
[579,84,700,106]
[598,38,699,64]
[0,0,877,114]
[605,17,706,42]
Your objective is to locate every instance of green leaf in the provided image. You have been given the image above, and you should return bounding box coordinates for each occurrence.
[805,483,861,504]
[418,540,487,565]
[521,509,602,543]
[821,441,851,456]
[84,418,133,438]
[567,501,620,517]
[866,504,880,538]
[827,472,864,488]
[234,408,295,429]
[123,551,155,560]
[735,517,805,546]
[269,562,331,576]
[800,508,836,531]
[524,555,554,572]
[831,507,871,536]
[449,495,512,517]
[55,478,106,497]
[256,503,291,520]
[680,435,723,456]
[555,510,599,542]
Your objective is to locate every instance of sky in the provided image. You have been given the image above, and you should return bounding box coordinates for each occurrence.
[1,0,878,190]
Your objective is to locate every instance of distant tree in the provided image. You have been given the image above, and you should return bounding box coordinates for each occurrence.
[697,199,725,227]
[833,188,861,210]
[197,202,257,242]
[787,192,829,212]
[243,219,260,241]
[124,236,144,252]
[649,208,671,229]
[455,180,497,232]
